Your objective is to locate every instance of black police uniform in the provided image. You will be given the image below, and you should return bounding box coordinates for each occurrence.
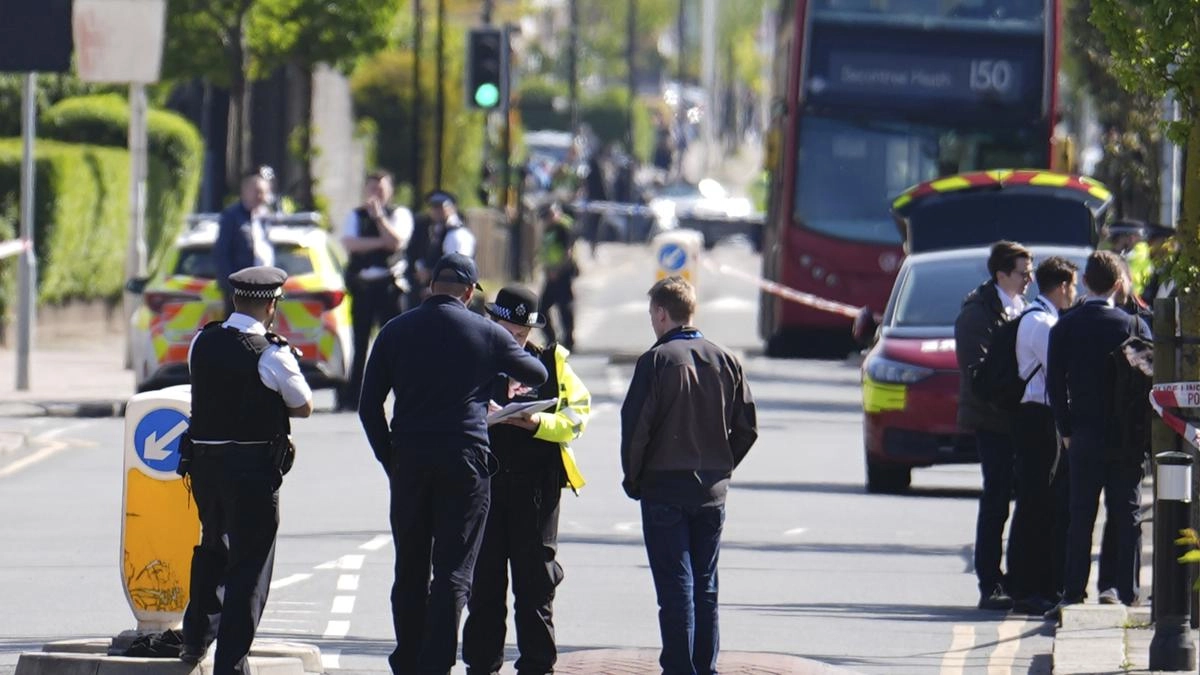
[343,204,403,409]
[462,298,565,674]
[181,266,308,674]
[358,254,548,674]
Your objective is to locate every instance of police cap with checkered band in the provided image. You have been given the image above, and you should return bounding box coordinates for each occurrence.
[485,285,546,328]
[228,265,287,300]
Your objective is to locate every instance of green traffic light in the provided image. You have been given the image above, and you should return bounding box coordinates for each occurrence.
[474,83,500,108]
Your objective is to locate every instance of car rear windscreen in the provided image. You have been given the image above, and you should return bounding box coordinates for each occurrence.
[904,193,1095,253]
[174,244,314,278]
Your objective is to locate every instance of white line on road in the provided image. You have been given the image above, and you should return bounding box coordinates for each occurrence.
[331,596,356,614]
[783,527,807,536]
[939,625,975,675]
[323,620,351,638]
[337,574,360,591]
[269,573,312,590]
[321,650,341,670]
[614,521,641,533]
[359,534,391,551]
[0,440,68,479]
[316,554,365,571]
[988,617,1025,674]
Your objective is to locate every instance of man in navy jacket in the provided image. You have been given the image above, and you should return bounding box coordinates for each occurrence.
[1046,250,1150,616]
[359,253,547,674]
[215,171,274,315]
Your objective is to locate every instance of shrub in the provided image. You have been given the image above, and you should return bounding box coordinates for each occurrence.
[40,94,203,267]
[0,139,131,304]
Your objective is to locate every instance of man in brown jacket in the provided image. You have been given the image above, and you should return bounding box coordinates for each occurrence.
[620,276,758,675]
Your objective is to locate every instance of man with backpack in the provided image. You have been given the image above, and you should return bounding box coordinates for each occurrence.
[1046,251,1151,618]
[954,240,1033,611]
[1006,257,1078,616]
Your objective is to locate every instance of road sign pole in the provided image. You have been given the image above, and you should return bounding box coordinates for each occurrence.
[16,72,37,391]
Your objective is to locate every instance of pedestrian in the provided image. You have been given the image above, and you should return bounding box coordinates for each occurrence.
[358,253,548,674]
[408,191,475,307]
[536,202,578,350]
[953,240,1033,610]
[620,276,758,675]
[179,266,314,673]
[461,285,591,675]
[339,170,414,412]
[1007,256,1078,616]
[582,148,609,259]
[215,170,275,316]
[1046,250,1151,618]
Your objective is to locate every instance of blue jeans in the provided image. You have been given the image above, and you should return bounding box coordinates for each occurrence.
[641,500,725,675]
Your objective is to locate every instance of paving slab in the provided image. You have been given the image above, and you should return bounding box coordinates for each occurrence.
[15,639,323,675]
[555,649,864,674]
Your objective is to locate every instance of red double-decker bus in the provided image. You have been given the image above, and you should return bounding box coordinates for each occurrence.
[760,0,1062,356]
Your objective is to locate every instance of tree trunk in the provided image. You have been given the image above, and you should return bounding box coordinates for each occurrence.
[291,61,315,210]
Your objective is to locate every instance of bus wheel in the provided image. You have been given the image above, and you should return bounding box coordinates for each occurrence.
[865,458,911,494]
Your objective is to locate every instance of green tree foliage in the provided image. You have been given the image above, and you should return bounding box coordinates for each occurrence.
[1091,0,1200,292]
[1062,0,1160,220]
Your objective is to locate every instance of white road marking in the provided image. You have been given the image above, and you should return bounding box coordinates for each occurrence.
[783,527,807,536]
[272,601,320,606]
[614,521,641,533]
[259,618,308,624]
[331,596,356,614]
[359,534,391,551]
[321,650,341,670]
[939,625,975,675]
[316,554,365,571]
[269,573,312,590]
[0,440,69,479]
[988,617,1025,673]
[337,574,359,591]
[323,620,351,638]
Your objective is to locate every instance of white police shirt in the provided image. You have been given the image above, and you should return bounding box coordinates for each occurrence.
[1015,296,1058,405]
[441,220,476,258]
[187,312,313,412]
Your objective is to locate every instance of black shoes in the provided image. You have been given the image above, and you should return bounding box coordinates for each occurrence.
[179,645,207,665]
[1012,595,1057,616]
[978,584,1014,611]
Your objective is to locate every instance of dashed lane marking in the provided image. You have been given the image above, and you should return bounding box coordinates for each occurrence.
[337,574,359,591]
[315,554,365,570]
[331,596,356,614]
[783,527,807,536]
[321,650,341,670]
[323,620,350,639]
[269,573,312,590]
[359,534,390,551]
[939,625,975,675]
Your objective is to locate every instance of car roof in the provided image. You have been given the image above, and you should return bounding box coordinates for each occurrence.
[902,244,1092,267]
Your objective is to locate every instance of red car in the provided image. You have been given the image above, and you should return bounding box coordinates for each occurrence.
[861,170,1113,493]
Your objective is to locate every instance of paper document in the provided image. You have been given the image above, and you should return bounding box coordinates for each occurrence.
[487,398,557,426]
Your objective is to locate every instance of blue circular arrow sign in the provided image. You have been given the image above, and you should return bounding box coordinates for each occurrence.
[133,408,190,474]
[658,243,687,272]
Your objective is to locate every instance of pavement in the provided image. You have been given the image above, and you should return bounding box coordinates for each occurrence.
[0,315,1191,674]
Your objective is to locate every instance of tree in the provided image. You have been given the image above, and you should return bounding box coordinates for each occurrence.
[162,0,400,200]
[1090,0,1200,370]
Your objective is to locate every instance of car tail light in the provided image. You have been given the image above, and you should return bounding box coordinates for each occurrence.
[288,290,346,311]
[144,292,201,313]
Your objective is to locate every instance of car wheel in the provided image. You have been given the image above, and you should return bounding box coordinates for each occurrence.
[865,456,911,494]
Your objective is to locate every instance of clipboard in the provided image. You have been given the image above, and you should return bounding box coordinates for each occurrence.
[487,398,557,426]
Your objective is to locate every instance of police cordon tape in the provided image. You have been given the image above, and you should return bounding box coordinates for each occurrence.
[1150,382,1200,449]
[701,257,882,321]
[0,238,30,261]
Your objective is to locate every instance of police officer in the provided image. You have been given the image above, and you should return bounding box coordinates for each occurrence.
[180,266,314,673]
[340,170,414,411]
[462,286,591,675]
[358,254,548,674]
[408,191,476,307]
[536,203,578,350]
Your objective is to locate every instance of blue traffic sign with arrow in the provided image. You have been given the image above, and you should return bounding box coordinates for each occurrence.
[133,408,190,473]
[658,243,687,272]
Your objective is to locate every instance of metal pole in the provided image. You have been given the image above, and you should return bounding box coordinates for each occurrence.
[123,83,150,370]
[676,0,686,178]
[434,0,446,190]
[16,73,36,391]
[411,0,424,210]
[1160,92,1181,227]
[1149,451,1196,671]
[701,0,716,173]
[568,0,579,136]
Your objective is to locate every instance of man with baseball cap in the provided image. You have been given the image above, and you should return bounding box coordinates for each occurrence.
[180,266,313,673]
[359,254,548,673]
[462,286,591,674]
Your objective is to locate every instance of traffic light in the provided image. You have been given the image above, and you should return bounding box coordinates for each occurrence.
[467,27,508,110]
[0,0,73,73]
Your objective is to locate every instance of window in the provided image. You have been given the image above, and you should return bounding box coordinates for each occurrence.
[172,244,314,279]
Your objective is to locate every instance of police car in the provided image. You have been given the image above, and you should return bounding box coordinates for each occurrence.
[129,213,353,392]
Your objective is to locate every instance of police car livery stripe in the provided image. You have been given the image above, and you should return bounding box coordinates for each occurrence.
[891,169,1113,213]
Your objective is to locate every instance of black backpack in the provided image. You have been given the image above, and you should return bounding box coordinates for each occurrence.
[968,305,1045,412]
[1103,316,1154,461]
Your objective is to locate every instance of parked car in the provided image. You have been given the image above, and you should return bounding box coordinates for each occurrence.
[648,178,762,250]
[860,244,1090,493]
[129,214,352,393]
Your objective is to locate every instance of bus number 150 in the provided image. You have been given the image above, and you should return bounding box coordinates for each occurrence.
[969,59,1014,94]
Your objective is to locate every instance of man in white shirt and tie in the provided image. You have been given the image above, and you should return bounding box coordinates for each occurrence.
[1007,256,1078,615]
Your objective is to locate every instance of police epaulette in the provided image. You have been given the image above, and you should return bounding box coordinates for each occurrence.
[265,331,290,347]
[202,320,223,331]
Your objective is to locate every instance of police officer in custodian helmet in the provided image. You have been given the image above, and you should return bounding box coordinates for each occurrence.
[180,266,314,674]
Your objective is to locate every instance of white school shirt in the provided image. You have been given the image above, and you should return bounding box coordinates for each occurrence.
[1015,296,1059,405]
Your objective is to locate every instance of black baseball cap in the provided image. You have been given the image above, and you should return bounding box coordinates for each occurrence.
[431,252,483,290]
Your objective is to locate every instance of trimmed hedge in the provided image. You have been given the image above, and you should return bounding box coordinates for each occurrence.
[0,139,131,304]
[40,94,203,268]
